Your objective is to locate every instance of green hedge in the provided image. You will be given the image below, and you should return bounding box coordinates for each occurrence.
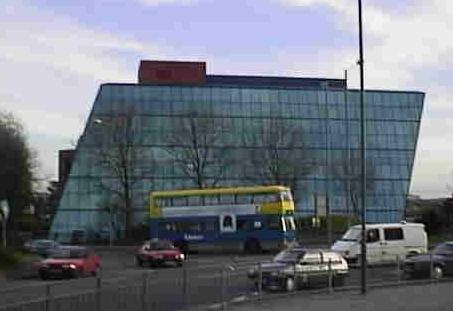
[0,247,20,270]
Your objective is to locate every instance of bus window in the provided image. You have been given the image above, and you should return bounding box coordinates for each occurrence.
[237,219,249,231]
[253,194,280,204]
[182,221,202,232]
[235,194,251,204]
[205,195,218,206]
[267,216,282,230]
[159,221,177,232]
[188,195,202,206]
[205,220,217,231]
[173,196,188,207]
[219,194,234,205]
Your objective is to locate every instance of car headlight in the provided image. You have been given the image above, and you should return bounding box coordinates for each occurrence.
[177,253,185,260]
[63,264,77,269]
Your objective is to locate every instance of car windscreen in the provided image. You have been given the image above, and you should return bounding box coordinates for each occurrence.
[434,243,453,255]
[50,249,86,259]
[148,241,174,250]
[341,228,361,241]
[274,250,304,263]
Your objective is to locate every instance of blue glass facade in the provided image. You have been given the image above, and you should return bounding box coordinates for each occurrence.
[50,76,424,242]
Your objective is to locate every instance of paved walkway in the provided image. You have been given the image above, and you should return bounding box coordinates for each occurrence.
[228,282,453,311]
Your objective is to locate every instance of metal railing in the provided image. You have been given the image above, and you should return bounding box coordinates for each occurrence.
[1,254,452,311]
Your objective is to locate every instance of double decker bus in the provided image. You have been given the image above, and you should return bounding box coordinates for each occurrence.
[149,185,296,253]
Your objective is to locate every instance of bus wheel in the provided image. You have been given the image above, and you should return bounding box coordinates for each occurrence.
[245,239,261,254]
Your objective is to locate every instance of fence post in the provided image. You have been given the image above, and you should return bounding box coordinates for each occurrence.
[430,253,434,281]
[183,261,188,311]
[257,262,262,301]
[96,276,101,311]
[221,267,226,310]
[142,272,148,311]
[45,284,51,311]
[328,259,333,294]
[396,255,401,283]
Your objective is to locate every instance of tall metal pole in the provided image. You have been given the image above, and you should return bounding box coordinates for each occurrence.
[324,83,332,247]
[344,70,351,228]
[358,0,367,294]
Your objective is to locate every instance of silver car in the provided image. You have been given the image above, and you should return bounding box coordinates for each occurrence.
[24,239,60,257]
[248,248,349,291]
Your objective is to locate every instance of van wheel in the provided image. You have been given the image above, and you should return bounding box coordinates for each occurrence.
[406,251,418,258]
[285,278,296,292]
[432,265,444,280]
[244,239,261,254]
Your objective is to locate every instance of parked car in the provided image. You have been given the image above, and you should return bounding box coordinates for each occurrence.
[402,242,453,279]
[136,239,185,267]
[247,247,349,291]
[331,222,427,265]
[38,246,101,280]
[24,239,60,257]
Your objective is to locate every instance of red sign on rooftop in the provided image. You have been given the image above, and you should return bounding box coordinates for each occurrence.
[138,60,206,85]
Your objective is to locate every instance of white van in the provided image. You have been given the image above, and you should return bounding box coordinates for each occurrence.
[331,222,427,265]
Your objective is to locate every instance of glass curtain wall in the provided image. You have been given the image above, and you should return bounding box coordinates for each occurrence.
[50,84,424,241]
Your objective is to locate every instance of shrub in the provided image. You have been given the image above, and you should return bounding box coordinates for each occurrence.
[0,247,20,269]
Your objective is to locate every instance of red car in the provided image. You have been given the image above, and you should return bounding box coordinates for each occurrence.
[38,246,101,280]
[136,239,185,267]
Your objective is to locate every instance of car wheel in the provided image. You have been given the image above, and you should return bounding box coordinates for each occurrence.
[285,278,296,292]
[432,265,444,280]
[136,257,144,267]
[39,272,48,281]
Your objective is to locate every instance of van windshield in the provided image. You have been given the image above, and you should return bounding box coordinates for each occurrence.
[341,228,361,241]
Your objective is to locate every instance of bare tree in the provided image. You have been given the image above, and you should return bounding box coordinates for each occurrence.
[96,107,141,238]
[97,196,123,245]
[164,112,231,188]
[330,149,376,219]
[244,119,312,192]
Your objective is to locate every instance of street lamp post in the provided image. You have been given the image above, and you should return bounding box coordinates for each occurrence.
[357,0,367,294]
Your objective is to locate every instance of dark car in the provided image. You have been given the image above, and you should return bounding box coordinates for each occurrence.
[402,242,453,279]
[247,247,349,291]
[136,239,185,267]
[38,246,101,280]
[24,239,60,257]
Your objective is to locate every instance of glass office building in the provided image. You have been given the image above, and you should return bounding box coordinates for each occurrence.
[50,61,424,241]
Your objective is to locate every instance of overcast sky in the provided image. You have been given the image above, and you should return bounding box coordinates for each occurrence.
[1,0,452,198]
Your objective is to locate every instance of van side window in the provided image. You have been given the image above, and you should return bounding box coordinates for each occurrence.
[384,228,403,241]
[366,229,380,243]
